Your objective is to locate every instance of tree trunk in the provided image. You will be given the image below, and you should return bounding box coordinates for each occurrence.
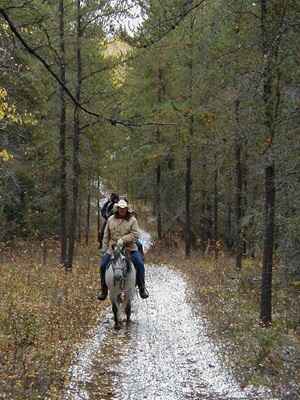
[213,161,218,257]
[97,177,101,245]
[78,189,82,242]
[155,66,164,240]
[226,197,233,249]
[156,158,162,240]
[58,0,68,266]
[185,15,195,258]
[200,159,209,244]
[261,164,275,324]
[66,0,82,270]
[42,240,48,266]
[208,200,213,240]
[85,176,91,246]
[260,0,277,325]
[234,98,243,270]
[185,144,192,257]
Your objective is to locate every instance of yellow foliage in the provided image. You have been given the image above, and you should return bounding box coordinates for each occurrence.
[0,87,37,126]
[103,40,130,58]
[111,70,125,88]
[291,281,300,289]
[0,149,13,161]
[0,22,9,32]
[199,111,216,128]
[103,40,130,88]
[0,88,8,98]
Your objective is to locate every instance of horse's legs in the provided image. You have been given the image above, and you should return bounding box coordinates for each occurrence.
[125,301,131,324]
[112,302,121,330]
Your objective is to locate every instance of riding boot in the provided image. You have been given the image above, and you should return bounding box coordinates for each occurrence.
[136,270,149,299]
[97,267,108,301]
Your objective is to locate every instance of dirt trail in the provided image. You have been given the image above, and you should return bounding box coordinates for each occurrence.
[65,264,275,400]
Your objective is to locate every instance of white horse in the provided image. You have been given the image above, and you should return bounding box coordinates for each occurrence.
[105,247,136,330]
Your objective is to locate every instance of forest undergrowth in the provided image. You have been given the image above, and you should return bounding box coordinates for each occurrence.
[1,237,300,400]
[0,240,106,400]
[148,243,300,400]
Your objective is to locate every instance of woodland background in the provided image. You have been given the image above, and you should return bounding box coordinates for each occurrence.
[0,0,300,398]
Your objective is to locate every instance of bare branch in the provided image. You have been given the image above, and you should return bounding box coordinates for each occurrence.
[120,0,209,49]
[0,8,175,129]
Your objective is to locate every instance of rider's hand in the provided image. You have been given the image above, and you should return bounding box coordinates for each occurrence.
[109,240,116,249]
[117,238,124,248]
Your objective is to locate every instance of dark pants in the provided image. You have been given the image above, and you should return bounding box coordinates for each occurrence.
[100,250,145,287]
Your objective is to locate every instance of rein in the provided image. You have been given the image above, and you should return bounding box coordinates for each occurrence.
[110,250,131,287]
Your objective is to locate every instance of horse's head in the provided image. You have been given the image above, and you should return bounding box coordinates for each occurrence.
[111,249,129,282]
[105,246,136,329]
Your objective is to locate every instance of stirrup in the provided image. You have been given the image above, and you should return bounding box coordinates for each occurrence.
[139,286,149,299]
[97,288,108,301]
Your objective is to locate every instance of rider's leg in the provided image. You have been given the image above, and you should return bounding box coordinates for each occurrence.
[97,253,111,300]
[136,240,144,261]
[130,250,149,299]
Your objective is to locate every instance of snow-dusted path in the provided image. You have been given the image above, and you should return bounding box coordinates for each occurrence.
[64,231,275,400]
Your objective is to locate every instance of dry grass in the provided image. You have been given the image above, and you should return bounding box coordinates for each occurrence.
[2,236,299,399]
[148,243,300,398]
[0,239,107,400]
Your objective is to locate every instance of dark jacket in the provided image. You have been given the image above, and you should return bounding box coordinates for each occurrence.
[101,200,115,221]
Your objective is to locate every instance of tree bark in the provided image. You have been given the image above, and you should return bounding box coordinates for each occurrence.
[156,157,162,240]
[155,66,164,240]
[66,0,82,270]
[200,159,209,244]
[261,164,275,324]
[234,98,243,270]
[185,15,195,258]
[97,177,101,245]
[58,0,68,266]
[85,176,91,246]
[78,189,82,242]
[185,142,192,257]
[213,160,218,257]
[260,0,276,325]
[226,197,233,249]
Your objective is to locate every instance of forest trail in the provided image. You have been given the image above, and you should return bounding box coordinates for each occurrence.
[64,263,275,400]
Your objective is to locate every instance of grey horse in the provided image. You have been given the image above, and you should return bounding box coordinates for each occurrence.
[105,247,136,330]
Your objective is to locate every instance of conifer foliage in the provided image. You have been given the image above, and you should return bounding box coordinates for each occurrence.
[0,0,299,324]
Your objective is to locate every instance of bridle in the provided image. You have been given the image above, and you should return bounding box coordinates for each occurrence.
[111,249,131,288]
